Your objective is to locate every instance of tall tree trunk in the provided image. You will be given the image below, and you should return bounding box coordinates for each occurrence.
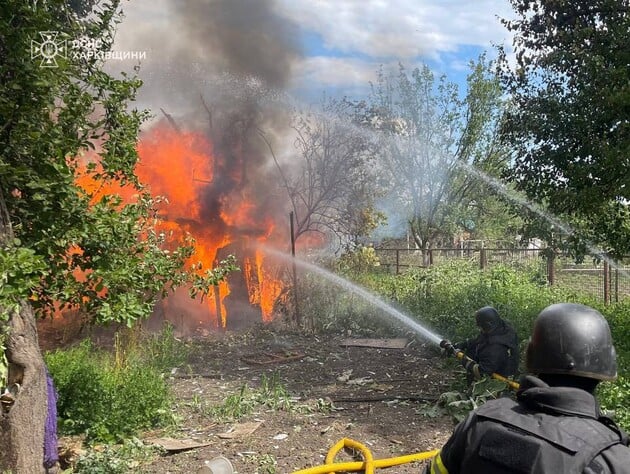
[0,302,47,473]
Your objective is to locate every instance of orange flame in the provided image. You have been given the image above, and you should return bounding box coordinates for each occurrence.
[123,123,287,328]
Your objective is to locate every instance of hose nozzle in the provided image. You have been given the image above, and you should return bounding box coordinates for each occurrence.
[440,339,457,357]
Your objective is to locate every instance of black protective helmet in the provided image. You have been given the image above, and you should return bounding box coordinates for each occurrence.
[526,303,617,381]
[475,306,501,332]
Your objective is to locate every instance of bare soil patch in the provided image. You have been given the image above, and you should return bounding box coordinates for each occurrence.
[137,327,456,473]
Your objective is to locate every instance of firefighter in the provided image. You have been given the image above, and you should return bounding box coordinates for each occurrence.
[427,303,630,474]
[448,306,519,383]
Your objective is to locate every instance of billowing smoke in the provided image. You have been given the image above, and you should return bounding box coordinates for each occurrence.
[112,0,302,118]
[169,0,301,90]
[113,0,304,330]
[154,0,302,242]
[117,0,305,223]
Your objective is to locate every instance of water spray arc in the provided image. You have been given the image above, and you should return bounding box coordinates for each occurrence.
[459,162,630,280]
[261,246,443,345]
[263,246,520,391]
[260,248,520,473]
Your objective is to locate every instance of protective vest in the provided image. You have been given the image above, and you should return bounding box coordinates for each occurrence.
[467,321,519,377]
[485,321,519,376]
[461,397,625,473]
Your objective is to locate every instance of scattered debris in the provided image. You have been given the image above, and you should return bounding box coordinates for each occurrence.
[346,376,373,386]
[57,436,86,469]
[241,350,305,365]
[340,338,409,349]
[217,421,263,439]
[332,395,438,403]
[200,455,234,474]
[337,369,353,382]
[145,437,211,452]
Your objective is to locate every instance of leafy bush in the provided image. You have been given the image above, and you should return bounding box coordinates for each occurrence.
[336,245,381,274]
[595,299,630,428]
[598,376,630,430]
[46,340,173,443]
[352,260,578,344]
[599,299,630,363]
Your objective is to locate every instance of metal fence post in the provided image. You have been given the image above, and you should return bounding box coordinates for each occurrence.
[615,267,619,303]
[546,250,555,286]
[604,259,610,305]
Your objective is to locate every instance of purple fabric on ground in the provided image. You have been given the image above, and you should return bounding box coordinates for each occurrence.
[43,368,59,468]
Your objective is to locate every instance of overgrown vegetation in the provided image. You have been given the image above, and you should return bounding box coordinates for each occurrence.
[45,324,191,443]
[73,437,163,474]
[0,1,234,467]
[499,0,630,258]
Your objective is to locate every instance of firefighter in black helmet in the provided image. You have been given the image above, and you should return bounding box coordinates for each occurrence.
[450,306,519,384]
[427,303,630,474]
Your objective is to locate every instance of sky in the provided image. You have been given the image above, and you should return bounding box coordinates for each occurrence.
[98,0,519,242]
[109,0,516,115]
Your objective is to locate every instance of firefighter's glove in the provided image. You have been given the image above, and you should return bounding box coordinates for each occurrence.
[461,358,482,380]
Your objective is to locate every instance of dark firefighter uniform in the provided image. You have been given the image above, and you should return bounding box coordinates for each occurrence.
[427,376,630,474]
[428,303,630,474]
[457,312,519,380]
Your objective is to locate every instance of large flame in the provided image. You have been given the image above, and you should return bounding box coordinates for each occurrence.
[73,123,285,329]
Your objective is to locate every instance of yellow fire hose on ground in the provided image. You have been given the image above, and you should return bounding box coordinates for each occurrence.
[291,438,439,474]
[292,341,519,473]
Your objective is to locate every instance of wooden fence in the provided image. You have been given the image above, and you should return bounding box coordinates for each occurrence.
[373,247,630,304]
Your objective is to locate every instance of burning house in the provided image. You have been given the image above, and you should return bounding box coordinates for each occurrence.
[134,118,288,332]
[65,0,307,334]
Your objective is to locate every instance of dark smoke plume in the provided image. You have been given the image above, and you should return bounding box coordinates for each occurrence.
[168,0,301,90]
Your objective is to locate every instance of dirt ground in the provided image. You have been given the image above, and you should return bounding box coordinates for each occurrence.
[131,327,457,474]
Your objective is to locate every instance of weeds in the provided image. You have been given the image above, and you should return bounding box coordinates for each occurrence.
[209,372,295,421]
[45,324,187,443]
[416,377,509,423]
[136,322,192,372]
[74,437,163,473]
[256,453,278,474]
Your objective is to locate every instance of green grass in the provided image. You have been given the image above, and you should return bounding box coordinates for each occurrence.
[45,324,191,443]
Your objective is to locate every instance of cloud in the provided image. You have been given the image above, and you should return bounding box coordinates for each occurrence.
[275,0,514,59]
[294,56,381,87]
[109,0,516,110]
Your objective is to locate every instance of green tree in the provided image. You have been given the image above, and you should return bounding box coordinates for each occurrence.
[358,57,513,255]
[0,2,233,470]
[499,0,630,258]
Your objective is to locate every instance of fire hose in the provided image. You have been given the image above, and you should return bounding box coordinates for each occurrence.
[439,340,520,391]
[291,438,439,474]
[291,341,518,473]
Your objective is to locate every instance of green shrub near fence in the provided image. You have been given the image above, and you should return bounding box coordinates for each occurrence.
[354,259,580,344]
